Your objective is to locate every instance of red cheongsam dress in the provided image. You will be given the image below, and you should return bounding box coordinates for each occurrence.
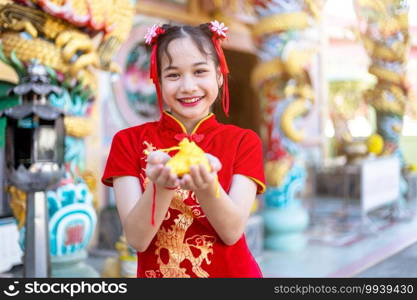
[102,111,266,278]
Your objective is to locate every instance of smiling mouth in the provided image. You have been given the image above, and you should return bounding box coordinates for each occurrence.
[177,96,203,103]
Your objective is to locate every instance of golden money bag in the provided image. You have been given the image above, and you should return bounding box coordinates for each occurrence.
[162,138,219,197]
[165,138,211,177]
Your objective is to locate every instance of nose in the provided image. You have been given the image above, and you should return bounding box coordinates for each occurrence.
[179,74,197,93]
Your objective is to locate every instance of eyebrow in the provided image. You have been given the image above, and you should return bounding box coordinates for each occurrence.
[163,61,208,72]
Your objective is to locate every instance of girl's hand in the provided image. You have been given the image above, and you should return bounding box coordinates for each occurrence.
[179,153,222,193]
[146,151,179,189]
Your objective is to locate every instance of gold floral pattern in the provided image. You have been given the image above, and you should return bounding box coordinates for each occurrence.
[140,140,216,278]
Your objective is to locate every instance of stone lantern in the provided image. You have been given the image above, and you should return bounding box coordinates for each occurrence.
[3,61,64,277]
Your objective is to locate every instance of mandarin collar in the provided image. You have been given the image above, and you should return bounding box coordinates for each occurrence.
[159,111,219,142]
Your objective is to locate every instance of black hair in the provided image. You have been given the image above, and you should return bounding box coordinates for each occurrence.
[156,23,220,78]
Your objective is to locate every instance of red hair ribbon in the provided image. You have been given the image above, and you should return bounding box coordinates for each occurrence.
[209,20,230,117]
[145,24,166,114]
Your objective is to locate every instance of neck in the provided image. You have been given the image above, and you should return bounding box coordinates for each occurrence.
[183,120,198,135]
[168,111,210,134]
[174,115,200,134]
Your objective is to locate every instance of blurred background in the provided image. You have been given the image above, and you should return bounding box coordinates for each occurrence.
[0,0,416,278]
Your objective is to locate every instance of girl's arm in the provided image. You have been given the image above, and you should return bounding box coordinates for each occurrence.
[113,151,179,252]
[113,177,175,252]
[181,164,257,246]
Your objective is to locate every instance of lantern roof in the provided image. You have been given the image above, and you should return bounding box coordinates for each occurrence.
[1,103,63,120]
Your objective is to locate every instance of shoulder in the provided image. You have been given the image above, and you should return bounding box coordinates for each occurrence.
[218,124,261,144]
[114,121,158,140]
[111,121,159,151]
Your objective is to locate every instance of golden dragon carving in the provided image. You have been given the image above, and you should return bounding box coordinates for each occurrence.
[0,0,134,89]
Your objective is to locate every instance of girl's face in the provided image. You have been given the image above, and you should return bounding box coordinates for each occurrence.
[160,37,223,124]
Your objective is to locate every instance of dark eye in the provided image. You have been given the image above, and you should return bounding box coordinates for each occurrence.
[195,69,207,75]
[166,73,179,79]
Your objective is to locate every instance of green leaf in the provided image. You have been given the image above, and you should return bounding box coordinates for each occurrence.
[10,51,26,78]
[44,65,58,85]
[0,43,11,65]
[0,80,14,97]
[0,80,20,111]
[73,82,83,94]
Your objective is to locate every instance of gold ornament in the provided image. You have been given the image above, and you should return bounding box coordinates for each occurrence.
[7,185,27,229]
[164,138,212,178]
[0,0,134,90]
[162,138,219,198]
[252,12,309,37]
[265,158,292,187]
[280,99,309,143]
[64,116,93,138]
[367,133,384,155]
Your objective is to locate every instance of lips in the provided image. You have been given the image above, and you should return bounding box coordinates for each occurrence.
[177,96,203,106]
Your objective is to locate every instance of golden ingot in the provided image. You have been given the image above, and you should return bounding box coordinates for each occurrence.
[162,138,219,198]
[164,138,211,177]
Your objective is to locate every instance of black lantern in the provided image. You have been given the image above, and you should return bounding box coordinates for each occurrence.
[3,61,64,277]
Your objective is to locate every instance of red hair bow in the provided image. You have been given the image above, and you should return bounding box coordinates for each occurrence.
[144,24,166,114]
[209,20,230,117]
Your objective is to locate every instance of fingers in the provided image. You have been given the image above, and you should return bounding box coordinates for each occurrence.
[190,165,204,187]
[206,153,222,172]
[156,166,171,186]
[165,169,179,188]
[147,151,171,165]
[147,163,163,181]
[147,164,179,188]
[180,164,215,191]
[200,165,214,184]
[180,174,196,191]
[147,151,220,192]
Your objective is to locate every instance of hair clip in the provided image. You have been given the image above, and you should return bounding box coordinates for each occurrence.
[208,20,230,117]
[144,24,166,45]
[209,20,228,40]
[144,24,166,115]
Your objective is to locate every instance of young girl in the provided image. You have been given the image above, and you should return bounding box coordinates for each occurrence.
[102,21,266,278]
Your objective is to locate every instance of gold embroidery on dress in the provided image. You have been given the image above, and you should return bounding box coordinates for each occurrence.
[141,140,157,188]
[150,192,216,278]
[143,141,157,156]
[140,140,215,278]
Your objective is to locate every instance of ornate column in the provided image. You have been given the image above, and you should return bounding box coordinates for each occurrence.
[251,0,325,251]
[0,0,133,276]
[354,0,412,219]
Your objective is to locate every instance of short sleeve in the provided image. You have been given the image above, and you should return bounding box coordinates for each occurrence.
[101,131,141,187]
[233,130,266,194]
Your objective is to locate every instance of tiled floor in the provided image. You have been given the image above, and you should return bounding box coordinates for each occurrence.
[259,196,417,278]
[3,197,417,278]
[259,216,417,277]
[356,242,417,278]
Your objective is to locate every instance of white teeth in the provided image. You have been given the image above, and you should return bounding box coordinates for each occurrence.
[180,97,201,103]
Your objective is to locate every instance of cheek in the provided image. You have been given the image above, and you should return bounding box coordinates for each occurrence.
[202,76,220,94]
[161,81,177,98]
[208,80,220,98]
